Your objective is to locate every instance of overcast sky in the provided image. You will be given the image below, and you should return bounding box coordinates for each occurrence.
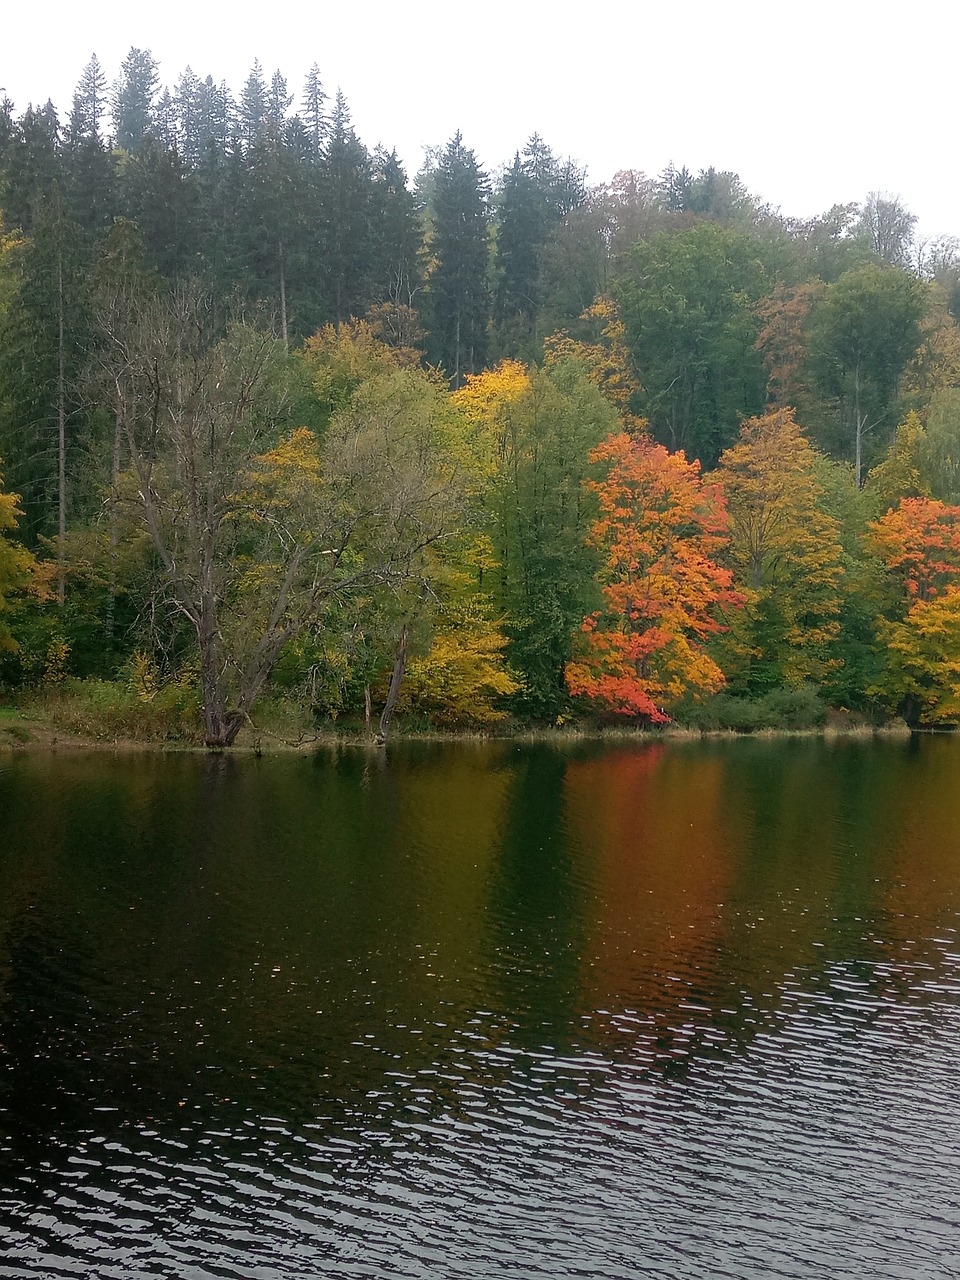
[6,0,958,239]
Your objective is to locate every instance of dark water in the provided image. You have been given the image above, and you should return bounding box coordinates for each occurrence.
[1,736,959,1278]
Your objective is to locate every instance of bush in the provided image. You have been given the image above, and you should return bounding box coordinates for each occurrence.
[38,676,202,742]
[677,685,827,732]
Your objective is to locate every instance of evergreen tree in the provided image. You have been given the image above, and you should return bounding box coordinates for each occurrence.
[117,136,199,279]
[0,104,61,233]
[425,132,490,384]
[370,147,422,311]
[64,55,115,232]
[317,91,375,323]
[301,63,327,157]
[0,188,90,552]
[238,61,267,148]
[111,47,160,151]
[68,55,108,144]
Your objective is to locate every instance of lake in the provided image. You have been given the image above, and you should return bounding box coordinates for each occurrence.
[1,736,959,1278]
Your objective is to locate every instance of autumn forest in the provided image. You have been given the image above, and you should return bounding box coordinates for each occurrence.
[2,50,960,745]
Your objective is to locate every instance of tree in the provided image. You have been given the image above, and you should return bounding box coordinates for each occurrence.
[543,296,642,422]
[424,132,490,385]
[301,64,327,157]
[317,91,375,324]
[566,433,740,720]
[100,288,462,746]
[754,281,824,408]
[856,192,916,267]
[0,187,90,574]
[866,411,930,512]
[399,598,519,725]
[452,358,618,716]
[0,465,40,651]
[68,55,108,144]
[807,263,926,486]
[868,497,960,723]
[111,47,159,151]
[492,136,586,356]
[713,409,844,691]
[615,222,768,466]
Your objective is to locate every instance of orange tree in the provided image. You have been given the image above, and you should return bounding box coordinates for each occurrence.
[566,432,741,721]
[868,497,960,722]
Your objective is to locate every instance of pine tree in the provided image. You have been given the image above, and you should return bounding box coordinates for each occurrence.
[318,91,374,324]
[111,47,159,151]
[301,63,327,157]
[425,132,490,384]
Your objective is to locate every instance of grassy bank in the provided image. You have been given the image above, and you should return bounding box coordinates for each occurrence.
[0,681,914,754]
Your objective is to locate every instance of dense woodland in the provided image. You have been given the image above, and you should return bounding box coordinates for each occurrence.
[3,50,960,745]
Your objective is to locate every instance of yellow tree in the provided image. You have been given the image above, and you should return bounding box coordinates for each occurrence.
[866,411,930,512]
[543,297,644,429]
[0,465,41,652]
[714,408,844,691]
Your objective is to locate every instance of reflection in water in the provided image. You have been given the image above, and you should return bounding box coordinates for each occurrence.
[1,737,959,1278]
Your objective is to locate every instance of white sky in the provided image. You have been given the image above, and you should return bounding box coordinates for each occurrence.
[6,0,959,239]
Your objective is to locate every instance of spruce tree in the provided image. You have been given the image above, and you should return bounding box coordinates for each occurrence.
[425,132,489,384]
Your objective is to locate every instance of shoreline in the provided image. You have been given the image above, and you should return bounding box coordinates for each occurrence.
[0,710,919,755]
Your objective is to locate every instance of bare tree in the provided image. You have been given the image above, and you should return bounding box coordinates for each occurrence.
[857,191,917,268]
[100,285,462,745]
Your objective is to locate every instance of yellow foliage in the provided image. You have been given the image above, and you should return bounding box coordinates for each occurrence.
[543,296,643,425]
[866,411,930,511]
[401,601,519,725]
[0,467,43,652]
[714,408,844,685]
[871,587,960,723]
[903,291,960,402]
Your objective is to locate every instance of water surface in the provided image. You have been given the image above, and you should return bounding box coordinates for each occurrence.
[1,736,959,1277]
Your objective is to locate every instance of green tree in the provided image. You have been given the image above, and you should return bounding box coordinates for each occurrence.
[424,132,490,385]
[806,263,926,485]
[111,47,159,151]
[615,222,768,466]
[453,358,618,715]
[317,92,375,324]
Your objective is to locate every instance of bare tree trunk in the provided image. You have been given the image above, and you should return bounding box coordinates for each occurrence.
[377,626,408,743]
[854,362,864,489]
[278,237,287,344]
[105,400,122,646]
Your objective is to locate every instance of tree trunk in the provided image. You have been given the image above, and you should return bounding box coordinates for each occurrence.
[278,237,287,344]
[57,249,66,606]
[377,626,408,743]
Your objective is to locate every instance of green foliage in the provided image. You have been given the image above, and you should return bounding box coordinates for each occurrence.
[39,674,201,742]
[615,222,768,466]
[806,263,926,479]
[424,133,490,385]
[679,685,827,732]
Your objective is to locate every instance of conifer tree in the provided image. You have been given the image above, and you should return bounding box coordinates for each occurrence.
[425,132,489,385]
[111,47,159,151]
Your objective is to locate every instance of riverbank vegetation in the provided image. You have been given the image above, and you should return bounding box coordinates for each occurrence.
[3,52,960,745]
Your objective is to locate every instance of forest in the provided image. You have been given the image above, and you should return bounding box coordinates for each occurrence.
[3,49,960,746]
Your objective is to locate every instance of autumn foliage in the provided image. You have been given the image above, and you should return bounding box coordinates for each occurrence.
[868,497,960,723]
[566,433,741,720]
[714,408,844,689]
